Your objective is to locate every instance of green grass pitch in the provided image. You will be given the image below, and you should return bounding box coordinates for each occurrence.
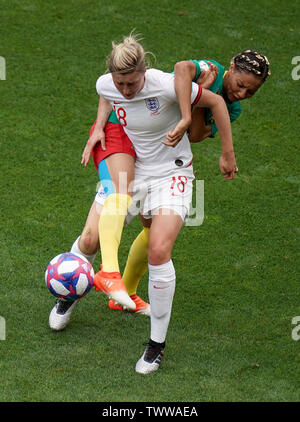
[0,0,299,403]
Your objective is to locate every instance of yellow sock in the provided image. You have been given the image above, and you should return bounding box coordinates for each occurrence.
[122,227,150,296]
[99,193,132,273]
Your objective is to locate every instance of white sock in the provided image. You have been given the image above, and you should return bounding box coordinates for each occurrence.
[148,260,176,344]
[70,236,97,266]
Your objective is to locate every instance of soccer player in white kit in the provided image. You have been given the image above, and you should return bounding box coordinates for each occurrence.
[94,34,236,374]
[96,69,198,214]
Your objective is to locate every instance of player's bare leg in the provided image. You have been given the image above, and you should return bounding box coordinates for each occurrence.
[49,201,101,331]
[74,200,102,260]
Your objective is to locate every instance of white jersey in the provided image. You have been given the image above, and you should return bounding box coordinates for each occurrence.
[96,68,202,178]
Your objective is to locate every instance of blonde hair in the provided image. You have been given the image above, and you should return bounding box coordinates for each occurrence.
[107,31,153,74]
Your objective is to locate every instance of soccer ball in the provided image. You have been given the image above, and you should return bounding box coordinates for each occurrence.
[45,252,94,301]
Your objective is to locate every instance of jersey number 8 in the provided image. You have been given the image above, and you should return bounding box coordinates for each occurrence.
[113,106,127,126]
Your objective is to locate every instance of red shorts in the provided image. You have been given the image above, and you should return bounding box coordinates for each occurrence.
[91,121,136,170]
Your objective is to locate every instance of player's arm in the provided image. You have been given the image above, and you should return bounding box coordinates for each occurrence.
[190,98,241,143]
[163,61,197,147]
[194,89,237,180]
[165,60,218,146]
[188,108,212,142]
[81,96,112,166]
[189,62,218,142]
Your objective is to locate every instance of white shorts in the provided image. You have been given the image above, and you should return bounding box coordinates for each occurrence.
[95,170,194,222]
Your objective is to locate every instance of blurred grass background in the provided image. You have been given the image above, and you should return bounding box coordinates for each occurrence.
[0,0,299,402]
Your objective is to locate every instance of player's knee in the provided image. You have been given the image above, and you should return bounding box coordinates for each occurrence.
[148,240,171,265]
[79,231,98,255]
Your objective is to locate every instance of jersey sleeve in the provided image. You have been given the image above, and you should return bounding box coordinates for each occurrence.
[157,71,178,101]
[95,74,120,124]
[95,75,103,96]
[96,74,112,98]
[191,82,202,105]
[190,60,201,81]
[189,59,209,82]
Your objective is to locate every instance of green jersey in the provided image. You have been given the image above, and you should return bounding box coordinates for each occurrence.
[107,107,120,124]
[191,59,242,137]
[107,59,242,134]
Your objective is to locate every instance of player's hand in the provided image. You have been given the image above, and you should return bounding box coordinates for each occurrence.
[163,118,191,147]
[81,127,106,166]
[219,151,238,180]
[197,62,218,89]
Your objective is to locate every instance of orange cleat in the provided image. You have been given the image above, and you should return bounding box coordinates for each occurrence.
[94,270,136,310]
[109,294,150,316]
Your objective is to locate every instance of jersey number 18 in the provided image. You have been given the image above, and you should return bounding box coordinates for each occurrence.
[113,106,127,126]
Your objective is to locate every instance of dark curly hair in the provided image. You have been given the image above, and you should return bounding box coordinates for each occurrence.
[231,50,271,82]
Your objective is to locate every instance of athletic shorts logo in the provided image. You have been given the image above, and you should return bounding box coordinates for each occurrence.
[145,97,160,113]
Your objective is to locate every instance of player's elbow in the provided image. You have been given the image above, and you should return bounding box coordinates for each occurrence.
[174,61,195,79]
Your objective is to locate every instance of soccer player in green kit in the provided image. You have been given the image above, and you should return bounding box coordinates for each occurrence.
[190,59,242,140]
[173,50,270,145]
